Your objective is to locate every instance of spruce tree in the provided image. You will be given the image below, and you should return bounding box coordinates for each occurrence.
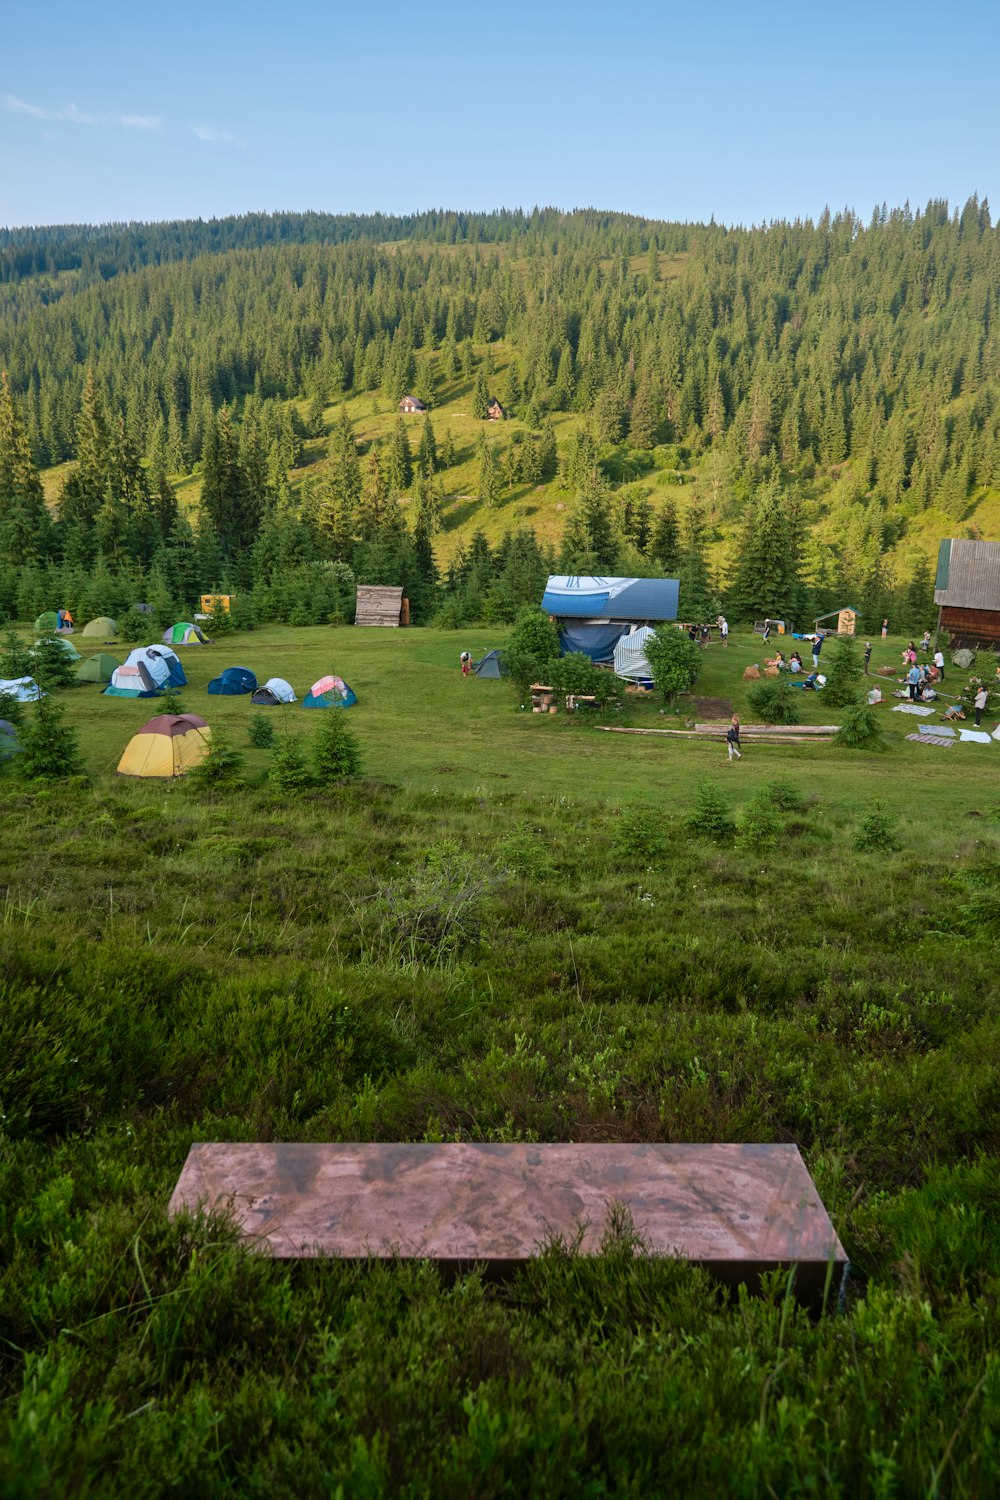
[417,415,437,477]
[677,503,716,620]
[478,442,501,510]
[628,376,661,448]
[472,369,490,420]
[387,418,414,492]
[651,500,680,573]
[0,371,48,567]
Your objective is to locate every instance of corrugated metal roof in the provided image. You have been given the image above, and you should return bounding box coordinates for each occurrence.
[541,576,679,621]
[933,539,1000,610]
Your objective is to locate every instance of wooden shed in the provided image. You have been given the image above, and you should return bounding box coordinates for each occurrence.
[486,398,506,421]
[399,396,427,414]
[934,538,1000,647]
[355,585,409,627]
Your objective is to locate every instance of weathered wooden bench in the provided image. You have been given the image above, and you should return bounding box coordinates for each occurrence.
[169,1142,846,1304]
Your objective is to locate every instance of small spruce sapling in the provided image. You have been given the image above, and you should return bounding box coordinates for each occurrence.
[835,698,890,751]
[267,734,313,795]
[16,694,84,781]
[683,782,735,842]
[854,801,901,852]
[312,709,362,783]
[823,637,865,708]
[188,729,243,788]
[247,715,276,748]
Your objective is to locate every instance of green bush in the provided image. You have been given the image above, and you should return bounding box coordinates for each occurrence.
[683,782,735,842]
[835,698,890,751]
[247,715,276,748]
[747,677,801,725]
[551,653,622,707]
[159,686,186,716]
[208,603,236,637]
[312,710,363,783]
[854,801,902,852]
[268,734,314,795]
[496,824,556,881]
[188,730,244,789]
[644,626,700,706]
[736,797,782,855]
[764,777,805,812]
[16,695,84,781]
[611,804,668,863]
[505,607,560,698]
[117,607,152,642]
[0,628,34,679]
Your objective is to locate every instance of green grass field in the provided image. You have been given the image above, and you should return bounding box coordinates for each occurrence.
[2,624,999,1495]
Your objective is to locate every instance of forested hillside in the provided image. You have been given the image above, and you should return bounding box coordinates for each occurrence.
[1,199,998,630]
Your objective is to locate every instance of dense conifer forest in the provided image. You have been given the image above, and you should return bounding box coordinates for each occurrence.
[1,199,998,630]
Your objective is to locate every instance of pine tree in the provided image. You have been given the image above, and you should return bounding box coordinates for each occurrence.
[478,442,501,510]
[726,481,803,622]
[628,375,661,448]
[305,391,327,439]
[0,371,48,566]
[472,369,490,420]
[651,500,680,573]
[677,503,716,620]
[537,420,558,480]
[387,418,413,492]
[441,428,457,469]
[417,415,437,477]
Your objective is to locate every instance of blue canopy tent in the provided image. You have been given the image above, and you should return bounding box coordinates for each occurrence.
[541,576,680,662]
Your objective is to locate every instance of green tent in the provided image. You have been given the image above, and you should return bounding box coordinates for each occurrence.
[35,611,59,632]
[82,616,118,640]
[75,653,120,684]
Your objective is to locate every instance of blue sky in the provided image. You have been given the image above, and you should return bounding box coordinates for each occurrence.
[3,0,998,228]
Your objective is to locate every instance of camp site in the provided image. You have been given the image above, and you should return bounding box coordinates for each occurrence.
[3,199,1000,1493]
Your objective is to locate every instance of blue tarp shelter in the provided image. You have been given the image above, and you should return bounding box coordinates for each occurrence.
[541,576,680,661]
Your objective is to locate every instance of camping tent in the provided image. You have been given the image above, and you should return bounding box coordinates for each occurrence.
[0,718,20,761]
[34,611,59,633]
[75,653,120,684]
[208,666,257,696]
[0,677,43,702]
[163,622,209,646]
[35,635,80,661]
[148,645,186,686]
[104,647,172,698]
[117,714,212,778]
[613,626,657,682]
[82,616,118,640]
[250,677,296,706]
[302,674,357,708]
[473,650,507,679]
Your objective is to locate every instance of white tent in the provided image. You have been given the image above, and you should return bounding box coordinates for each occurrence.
[0,676,43,702]
[613,626,657,681]
[251,677,297,705]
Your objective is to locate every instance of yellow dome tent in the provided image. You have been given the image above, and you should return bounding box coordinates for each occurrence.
[117,713,212,778]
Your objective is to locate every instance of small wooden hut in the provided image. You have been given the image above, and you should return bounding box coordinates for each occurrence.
[355,585,408,627]
[934,539,1000,647]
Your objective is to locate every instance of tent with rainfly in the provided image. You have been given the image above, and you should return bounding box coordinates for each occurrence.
[0,677,43,702]
[164,622,210,646]
[82,616,118,640]
[208,666,257,696]
[117,713,212,778]
[301,674,357,708]
[35,635,81,661]
[75,653,120,684]
[473,650,507,678]
[250,677,296,706]
[105,647,173,697]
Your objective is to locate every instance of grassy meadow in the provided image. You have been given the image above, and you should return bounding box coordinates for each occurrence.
[2,622,1000,1495]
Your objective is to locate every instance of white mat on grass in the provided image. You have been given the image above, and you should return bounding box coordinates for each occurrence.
[892,703,935,716]
[959,730,993,744]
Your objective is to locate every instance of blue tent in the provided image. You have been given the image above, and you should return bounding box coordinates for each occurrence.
[541,576,679,661]
[208,666,258,696]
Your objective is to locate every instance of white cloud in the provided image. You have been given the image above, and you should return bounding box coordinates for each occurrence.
[5,95,163,132]
[192,125,246,149]
[120,114,164,132]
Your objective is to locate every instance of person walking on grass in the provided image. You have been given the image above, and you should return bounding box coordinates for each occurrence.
[934,647,945,682]
[726,714,742,762]
[863,641,872,675]
[974,685,988,726]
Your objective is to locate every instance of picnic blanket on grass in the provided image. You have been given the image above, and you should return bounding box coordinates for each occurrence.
[959,729,993,744]
[892,703,935,716]
[906,733,957,749]
[919,723,956,738]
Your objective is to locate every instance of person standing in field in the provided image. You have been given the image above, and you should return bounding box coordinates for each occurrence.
[812,630,825,670]
[718,615,729,647]
[882,619,889,640]
[974,685,988,726]
[762,618,771,642]
[726,714,742,762]
[907,663,922,701]
[863,641,872,675]
[934,648,945,681]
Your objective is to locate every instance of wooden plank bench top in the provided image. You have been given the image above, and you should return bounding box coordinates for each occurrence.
[168,1142,845,1299]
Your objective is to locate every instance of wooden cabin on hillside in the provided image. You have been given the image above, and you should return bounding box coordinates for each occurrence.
[399,396,427,414]
[486,398,506,421]
[934,538,1000,647]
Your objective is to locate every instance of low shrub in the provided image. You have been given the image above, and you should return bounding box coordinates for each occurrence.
[247,715,276,748]
[747,677,801,725]
[854,801,902,852]
[117,607,151,642]
[736,797,782,855]
[835,698,890,751]
[683,782,735,842]
[764,778,805,812]
[188,730,244,788]
[312,710,363,783]
[612,804,668,863]
[159,686,186,716]
[496,824,556,881]
[267,734,314,795]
